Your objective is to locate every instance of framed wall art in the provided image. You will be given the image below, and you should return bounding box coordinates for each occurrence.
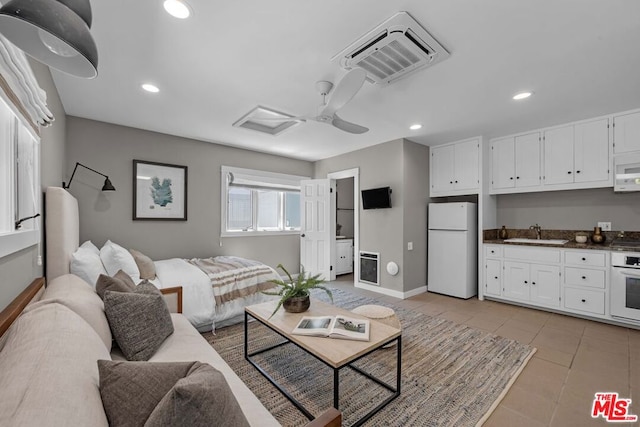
[133,160,187,220]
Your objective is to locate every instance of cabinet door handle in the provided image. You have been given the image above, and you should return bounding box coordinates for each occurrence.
[516,176,520,179]
[449,181,453,184]
[510,177,514,180]
[581,257,586,261]
[532,281,536,285]
[576,170,581,174]
[494,276,498,279]
[582,276,586,280]
[568,171,572,174]
[301,234,306,238]
[524,280,528,284]
[581,299,586,303]
[455,180,458,183]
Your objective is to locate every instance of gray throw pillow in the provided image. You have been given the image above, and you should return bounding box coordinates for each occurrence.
[97,360,249,427]
[145,363,250,427]
[130,249,157,280]
[103,281,174,361]
[96,269,136,299]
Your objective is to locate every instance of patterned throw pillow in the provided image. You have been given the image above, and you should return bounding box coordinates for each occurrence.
[103,281,174,361]
[98,360,250,427]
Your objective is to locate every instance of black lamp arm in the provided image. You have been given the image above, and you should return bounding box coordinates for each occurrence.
[15,213,41,230]
[62,162,109,189]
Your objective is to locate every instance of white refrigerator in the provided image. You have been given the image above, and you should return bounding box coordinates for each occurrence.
[428,202,477,299]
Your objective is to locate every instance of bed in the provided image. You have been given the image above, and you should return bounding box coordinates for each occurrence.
[45,186,279,331]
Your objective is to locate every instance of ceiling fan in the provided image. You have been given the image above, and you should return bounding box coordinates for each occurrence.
[264,68,369,134]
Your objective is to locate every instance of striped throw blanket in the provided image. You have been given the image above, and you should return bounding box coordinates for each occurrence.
[186,256,278,307]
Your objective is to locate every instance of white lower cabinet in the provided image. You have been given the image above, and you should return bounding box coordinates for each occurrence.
[483,244,609,320]
[503,260,560,307]
[335,239,353,275]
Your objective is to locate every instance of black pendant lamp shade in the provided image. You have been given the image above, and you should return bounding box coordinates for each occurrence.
[0,0,98,78]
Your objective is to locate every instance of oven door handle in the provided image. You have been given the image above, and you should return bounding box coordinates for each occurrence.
[620,270,640,278]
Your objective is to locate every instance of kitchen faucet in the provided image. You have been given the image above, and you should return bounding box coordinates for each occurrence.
[530,223,542,239]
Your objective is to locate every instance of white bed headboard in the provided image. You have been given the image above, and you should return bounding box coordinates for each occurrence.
[45,187,79,280]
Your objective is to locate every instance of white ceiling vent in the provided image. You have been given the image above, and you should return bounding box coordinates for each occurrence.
[232,106,301,136]
[332,12,450,85]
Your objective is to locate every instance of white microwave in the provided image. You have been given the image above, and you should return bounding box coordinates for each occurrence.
[615,155,640,192]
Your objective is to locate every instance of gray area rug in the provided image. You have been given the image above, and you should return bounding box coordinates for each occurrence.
[202,289,535,426]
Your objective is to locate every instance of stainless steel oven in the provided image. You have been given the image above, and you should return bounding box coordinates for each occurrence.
[611,251,640,322]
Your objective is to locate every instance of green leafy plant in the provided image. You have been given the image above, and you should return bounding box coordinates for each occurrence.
[263,264,333,318]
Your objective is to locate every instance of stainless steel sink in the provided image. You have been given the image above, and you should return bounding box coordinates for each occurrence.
[504,238,569,245]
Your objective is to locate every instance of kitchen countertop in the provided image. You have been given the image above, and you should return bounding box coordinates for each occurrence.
[483,228,640,252]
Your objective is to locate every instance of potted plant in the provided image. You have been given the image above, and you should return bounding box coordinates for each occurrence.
[264,264,333,318]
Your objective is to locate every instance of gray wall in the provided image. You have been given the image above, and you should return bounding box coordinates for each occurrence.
[496,188,640,231]
[315,139,429,293]
[402,141,429,291]
[0,61,66,311]
[65,117,313,271]
[336,177,354,238]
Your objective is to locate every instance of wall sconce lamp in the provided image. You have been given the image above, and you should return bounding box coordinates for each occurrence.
[63,162,115,191]
[0,0,98,78]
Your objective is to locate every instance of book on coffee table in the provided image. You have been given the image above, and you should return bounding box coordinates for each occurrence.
[292,315,370,342]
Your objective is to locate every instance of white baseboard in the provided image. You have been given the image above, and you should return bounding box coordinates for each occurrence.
[355,282,427,299]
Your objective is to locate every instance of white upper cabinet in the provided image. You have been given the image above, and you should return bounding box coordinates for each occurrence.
[430,138,479,197]
[543,119,610,188]
[490,132,541,192]
[613,111,640,154]
[491,114,612,194]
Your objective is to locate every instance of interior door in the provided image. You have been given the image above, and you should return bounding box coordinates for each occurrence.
[300,179,336,282]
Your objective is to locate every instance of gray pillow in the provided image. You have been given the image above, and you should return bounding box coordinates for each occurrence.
[130,249,157,280]
[145,363,250,427]
[103,281,174,361]
[97,360,249,427]
[96,269,136,299]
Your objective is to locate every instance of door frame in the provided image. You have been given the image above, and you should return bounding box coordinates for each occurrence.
[327,168,359,285]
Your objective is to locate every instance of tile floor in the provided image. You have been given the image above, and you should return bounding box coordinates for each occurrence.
[330,275,640,426]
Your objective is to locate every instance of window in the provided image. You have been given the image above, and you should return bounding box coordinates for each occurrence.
[0,96,41,259]
[221,166,308,236]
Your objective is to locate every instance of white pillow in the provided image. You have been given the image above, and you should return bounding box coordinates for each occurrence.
[100,240,141,283]
[79,240,100,255]
[70,246,107,287]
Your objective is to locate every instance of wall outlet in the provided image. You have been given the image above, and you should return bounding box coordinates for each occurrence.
[407,241,413,251]
[598,221,612,231]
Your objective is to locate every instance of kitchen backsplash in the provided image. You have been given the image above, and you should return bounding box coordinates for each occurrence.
[483,228,639,242]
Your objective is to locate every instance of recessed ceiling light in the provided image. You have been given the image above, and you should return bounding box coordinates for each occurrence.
[513,91,532,100]
[141,83,159,93]
[409,124,422,130]
[163,0,191,19]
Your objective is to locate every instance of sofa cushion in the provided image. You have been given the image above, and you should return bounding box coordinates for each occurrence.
[130,249,157,280]
[100,240,141,283]
[0,303,110,427]
[96,270,136,299]
[136,314,280,426]
[104,282,174,361]
[98,360,249,427]
[70,241,108,286]
[34,273,112,351]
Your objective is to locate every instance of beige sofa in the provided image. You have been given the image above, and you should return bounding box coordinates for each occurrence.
[0,274,340,427]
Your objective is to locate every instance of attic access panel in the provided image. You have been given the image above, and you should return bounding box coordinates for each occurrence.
[233,106,301,136]
[332,11,450,85]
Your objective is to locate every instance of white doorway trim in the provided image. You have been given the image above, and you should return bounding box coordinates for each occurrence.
[327,168,359,286]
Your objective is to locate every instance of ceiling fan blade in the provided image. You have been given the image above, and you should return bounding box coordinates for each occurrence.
[332,114,368,134]
[321,68,367,116]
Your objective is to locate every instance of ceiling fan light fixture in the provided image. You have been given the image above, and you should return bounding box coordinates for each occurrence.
[513,91,533,100]
[163,0,191,19]
[142,83,160,93]
[409,124,422,130]
[0,0,98,78]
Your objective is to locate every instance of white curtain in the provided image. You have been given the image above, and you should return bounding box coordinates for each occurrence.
[0,34,53,128]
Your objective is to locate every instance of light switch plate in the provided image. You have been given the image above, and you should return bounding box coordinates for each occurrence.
[597,221,611,231]
[407,242,413,251]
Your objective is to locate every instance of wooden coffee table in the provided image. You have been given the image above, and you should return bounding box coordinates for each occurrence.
[244,299,401,426]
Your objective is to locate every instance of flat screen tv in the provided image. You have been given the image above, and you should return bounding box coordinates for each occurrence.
[361,187,392,209]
